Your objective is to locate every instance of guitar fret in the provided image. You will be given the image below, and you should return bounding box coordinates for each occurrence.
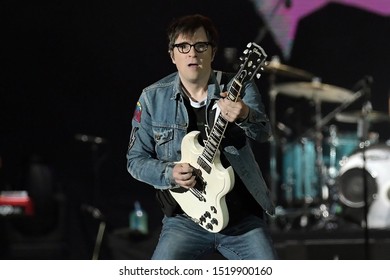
[217,118,227,127]
[207,138,218,149]
[214,123,224,134]
[213,130,221,139]
[203,150,213,162]
[210,134,220,145]
[228,81,241,101]
[205,143,218,153]
[204,147,215,157]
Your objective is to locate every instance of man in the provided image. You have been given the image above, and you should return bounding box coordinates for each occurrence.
[127,14,277,259]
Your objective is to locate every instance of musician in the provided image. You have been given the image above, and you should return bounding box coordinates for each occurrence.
[126,14,277,259]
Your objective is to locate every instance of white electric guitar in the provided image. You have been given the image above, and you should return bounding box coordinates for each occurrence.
[170,42,267,232]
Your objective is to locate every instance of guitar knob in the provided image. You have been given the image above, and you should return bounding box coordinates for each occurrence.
[211,218,218,225]
[204,211,211,218]
[206,223,213,230]
[210,206,217,214]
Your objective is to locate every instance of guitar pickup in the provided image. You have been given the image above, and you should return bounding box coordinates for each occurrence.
[193,168,206,192]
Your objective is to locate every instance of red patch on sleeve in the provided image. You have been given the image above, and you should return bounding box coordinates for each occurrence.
[133,101,142,123]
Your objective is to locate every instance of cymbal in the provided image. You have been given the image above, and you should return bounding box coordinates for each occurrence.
[335,110,390,123]
[263,60,314,80]
[274,81,354,103]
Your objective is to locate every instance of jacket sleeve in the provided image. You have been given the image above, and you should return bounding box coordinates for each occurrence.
[236,80,272,143]
[126,92,176,190]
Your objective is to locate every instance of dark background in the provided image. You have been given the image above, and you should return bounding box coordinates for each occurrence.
[1,0,389,259]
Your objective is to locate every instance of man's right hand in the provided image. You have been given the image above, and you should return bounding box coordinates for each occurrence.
[172,163,197,189]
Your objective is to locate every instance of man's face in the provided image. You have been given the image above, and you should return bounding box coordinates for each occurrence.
[170,27,215,84]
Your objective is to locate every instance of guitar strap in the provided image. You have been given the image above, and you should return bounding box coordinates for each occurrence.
[208,70,232,130]
[216,70,223,87]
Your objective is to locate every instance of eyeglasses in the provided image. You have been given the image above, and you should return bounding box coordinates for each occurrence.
[173,42,211,54]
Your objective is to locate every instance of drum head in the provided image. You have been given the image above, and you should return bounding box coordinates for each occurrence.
[336,143,390,228]
[337,167,378,208]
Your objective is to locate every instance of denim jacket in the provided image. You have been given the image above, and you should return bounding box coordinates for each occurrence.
[126,71,275,215]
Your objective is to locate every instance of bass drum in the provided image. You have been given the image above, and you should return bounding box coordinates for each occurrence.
[336,143,390,228]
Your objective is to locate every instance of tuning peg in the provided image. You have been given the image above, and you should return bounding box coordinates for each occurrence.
[256,73,262,79]
[247,42,252,48]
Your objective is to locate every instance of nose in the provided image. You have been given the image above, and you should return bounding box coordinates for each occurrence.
[188,45,197,56]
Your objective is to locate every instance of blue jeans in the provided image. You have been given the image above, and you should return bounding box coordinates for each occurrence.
[151,214,278,260]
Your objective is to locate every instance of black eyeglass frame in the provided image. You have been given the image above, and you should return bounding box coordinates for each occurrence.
[172,42,212,54]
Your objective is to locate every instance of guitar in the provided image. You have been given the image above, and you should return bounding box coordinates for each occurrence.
[170,42,267,232]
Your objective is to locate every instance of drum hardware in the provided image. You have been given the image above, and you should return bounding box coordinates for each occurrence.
[270,73,388,235]
[322,126,373,180]
[276,78,359,209]
[340,76,376,259]
[326,125,339,180]
[263,56,315,80]
[296,78,359,205]
[274,77,377,231]
[267,57,316,206]
[335,110,390,124]
[274,80,354,103]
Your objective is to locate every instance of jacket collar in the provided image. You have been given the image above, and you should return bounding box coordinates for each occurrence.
[170,70,224,101]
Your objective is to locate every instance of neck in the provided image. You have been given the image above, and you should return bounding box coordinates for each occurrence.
[181,82,208,102]
[179,69,211,102]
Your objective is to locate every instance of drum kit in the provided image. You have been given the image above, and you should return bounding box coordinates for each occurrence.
[262,57,390,230]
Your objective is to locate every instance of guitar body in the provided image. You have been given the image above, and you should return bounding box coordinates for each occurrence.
[170,131,235,233]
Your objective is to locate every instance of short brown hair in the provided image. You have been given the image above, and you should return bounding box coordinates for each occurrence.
[167,14,219,52]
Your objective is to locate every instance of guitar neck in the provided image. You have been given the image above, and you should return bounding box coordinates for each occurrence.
[197,78,243,172]
[196,42,267,174]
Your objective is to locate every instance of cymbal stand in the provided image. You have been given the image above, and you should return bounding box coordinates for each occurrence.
[314,87,365,194]
[294,81,327,229]
[268,70,279,206]
[313,90,326,203]
[316,90,364,129]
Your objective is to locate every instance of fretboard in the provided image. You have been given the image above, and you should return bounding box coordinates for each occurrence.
[197,79,242,173]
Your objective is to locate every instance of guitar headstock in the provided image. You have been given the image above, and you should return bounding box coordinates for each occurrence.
[236,42,267,84]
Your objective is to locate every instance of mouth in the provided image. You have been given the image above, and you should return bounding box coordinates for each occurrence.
[188,63,199,68]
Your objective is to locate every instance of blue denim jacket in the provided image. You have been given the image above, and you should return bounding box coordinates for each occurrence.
[126,71,275,215]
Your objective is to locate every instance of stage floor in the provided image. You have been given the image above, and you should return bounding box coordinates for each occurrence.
[107,216,390,260]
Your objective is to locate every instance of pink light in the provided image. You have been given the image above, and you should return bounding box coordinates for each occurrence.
[252,0,390,58]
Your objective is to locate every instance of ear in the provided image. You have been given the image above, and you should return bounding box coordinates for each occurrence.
[169,50,176,64]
